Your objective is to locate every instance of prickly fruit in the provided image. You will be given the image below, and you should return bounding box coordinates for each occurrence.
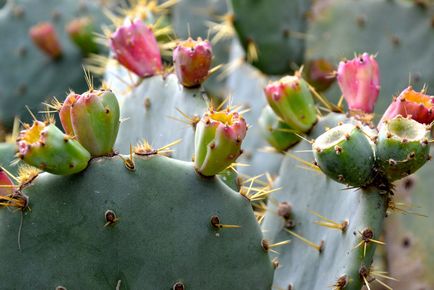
[195,109,247,176]
[66,17,98,55]
[17,121,90,175]
[379,86,434,125]
[0,169,14,196]
[313,123,375,187]
[264,75,317,132]
[337,53,380,114]
[173,37,212,88]
[258,105,300,152]
[110,19,162,78]
[376,116,430,182]
[59,89,120,157]
[29,22,62,59]
[304,58,336,92]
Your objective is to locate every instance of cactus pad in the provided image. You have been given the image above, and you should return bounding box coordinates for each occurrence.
[262,113,388,290]
[0,155,274,289]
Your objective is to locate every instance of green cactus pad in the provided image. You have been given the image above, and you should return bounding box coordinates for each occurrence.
[0,155,274,289]
[376,116,430,182]
[258,105,301,152]
[262,113,388,290]
[384,154,434,289]
[229,0,312,75]
[305,0,434,116]
[105,67,208,161]
[17,122,90,175]
[313,123,375,187]
[0,0,107,129]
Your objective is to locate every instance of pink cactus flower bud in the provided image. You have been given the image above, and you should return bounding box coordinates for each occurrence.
[29,22,62,59]
[337,53,380,114]
[173,37,213,88]
[109,19,163,78]
[379,86,434,126]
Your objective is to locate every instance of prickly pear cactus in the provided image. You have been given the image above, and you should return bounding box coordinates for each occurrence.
[0,154,274,289]
[384,152,434,290]
[0,0,107,129]
[262,113,389,290]
[228,0,312,75]
[306,0,434,115]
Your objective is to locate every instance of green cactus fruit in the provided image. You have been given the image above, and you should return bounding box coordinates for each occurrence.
[0,155,274,289]
[66,17,99,55]
[0,0,107,129]
[16,121,90,175]
[195,109,247,176]
[229,0,312,75]
[313,123,375,187]
[258,105,301,152]
[306,0,434,116]
[262,113,388,290]
[376,116,430,182]
[264,75,317,132]
[59,89,120,157]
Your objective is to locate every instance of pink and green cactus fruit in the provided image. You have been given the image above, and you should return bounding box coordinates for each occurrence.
[337,53,380,114]
[109,19,163,78]
[194,108,247,177]
[59,89,120,157]
[66,17,98,55]
[264,74,317,132]
[16,121,90,175]
[59,92,76,136]
[379,86,434,126]
[304,58,336,92]
[173,37,212,88]
[29,22,62,59]
[376,115,430,182]
[0,169,14,196]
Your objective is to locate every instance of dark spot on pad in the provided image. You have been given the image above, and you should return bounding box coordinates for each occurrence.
[402,236,411,248]
[173,282,184,290]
